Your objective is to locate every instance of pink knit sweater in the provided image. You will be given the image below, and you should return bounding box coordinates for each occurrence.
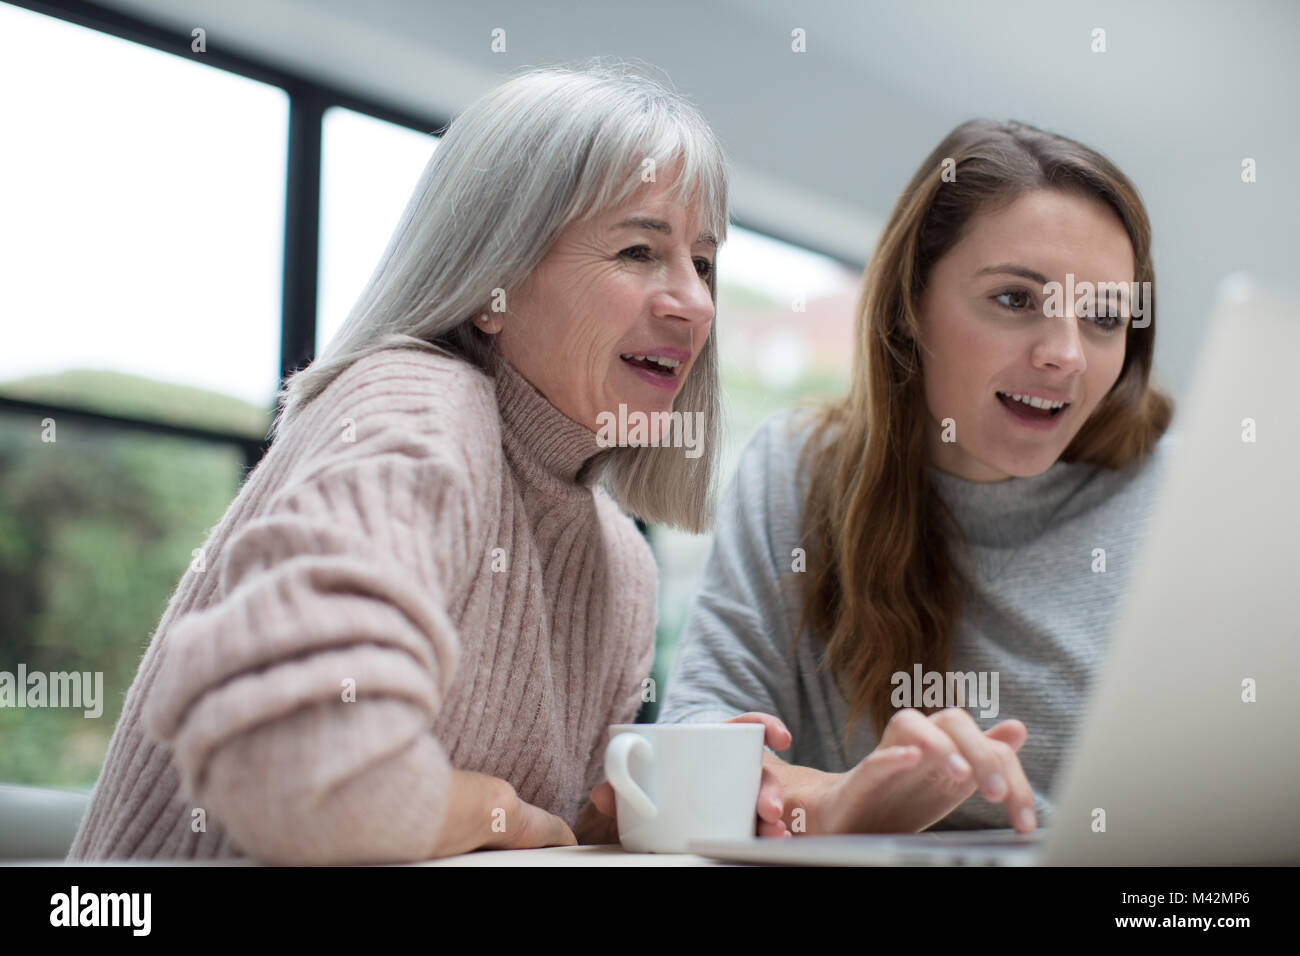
[65,348,658,863]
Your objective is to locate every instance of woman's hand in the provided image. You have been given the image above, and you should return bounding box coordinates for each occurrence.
[777,708,1036,835]
[431,769,577,858]
[727,712,793,838]
[584,712,794,843]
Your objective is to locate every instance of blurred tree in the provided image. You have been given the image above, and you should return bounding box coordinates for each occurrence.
[0,371,262,786]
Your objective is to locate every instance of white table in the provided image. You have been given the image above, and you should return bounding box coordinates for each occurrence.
[408,844,735,866]
[7,845,738,866]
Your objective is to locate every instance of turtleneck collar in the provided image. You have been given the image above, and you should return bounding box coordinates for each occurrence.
[927,456,1101,548]
[492,354,607,490]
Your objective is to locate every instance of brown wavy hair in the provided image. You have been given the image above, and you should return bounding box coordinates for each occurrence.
[797,119,1174,745]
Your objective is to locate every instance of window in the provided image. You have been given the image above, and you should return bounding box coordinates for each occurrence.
[0,5,285,785]
[316,107,438,354]
[0,3,287,439]
[643,225,861,718]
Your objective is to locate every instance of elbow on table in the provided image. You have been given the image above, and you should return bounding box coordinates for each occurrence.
[188,719,453,866]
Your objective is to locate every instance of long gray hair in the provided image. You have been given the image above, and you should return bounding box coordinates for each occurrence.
[271,62,728,532]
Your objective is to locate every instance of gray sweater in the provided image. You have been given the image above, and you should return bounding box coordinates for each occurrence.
[658,407,1177,829]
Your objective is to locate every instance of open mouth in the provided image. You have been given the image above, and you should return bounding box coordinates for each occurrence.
[620,353,681,379]
[996,391,1070,420]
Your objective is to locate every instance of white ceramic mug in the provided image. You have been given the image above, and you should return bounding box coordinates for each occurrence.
[603,722,764,852]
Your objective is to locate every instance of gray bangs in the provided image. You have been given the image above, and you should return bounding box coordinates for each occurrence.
[563,91,730,249]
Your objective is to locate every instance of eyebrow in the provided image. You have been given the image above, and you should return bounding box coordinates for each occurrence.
[610,216,718,247]
[974,263,1050,286]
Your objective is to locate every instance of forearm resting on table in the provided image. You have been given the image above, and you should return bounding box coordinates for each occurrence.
[190,713,455,865]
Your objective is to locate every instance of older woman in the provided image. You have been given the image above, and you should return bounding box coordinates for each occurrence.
[644,119,1175,837]
[65,65,782,864]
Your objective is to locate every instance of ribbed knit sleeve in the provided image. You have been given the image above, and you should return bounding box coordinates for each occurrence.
[143,380,483,864]
[67,347,654,862]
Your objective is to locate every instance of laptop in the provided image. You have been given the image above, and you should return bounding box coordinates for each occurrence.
[691,278,1300,866]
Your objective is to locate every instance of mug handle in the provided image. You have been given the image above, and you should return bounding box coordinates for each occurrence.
[604,733,658,820]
